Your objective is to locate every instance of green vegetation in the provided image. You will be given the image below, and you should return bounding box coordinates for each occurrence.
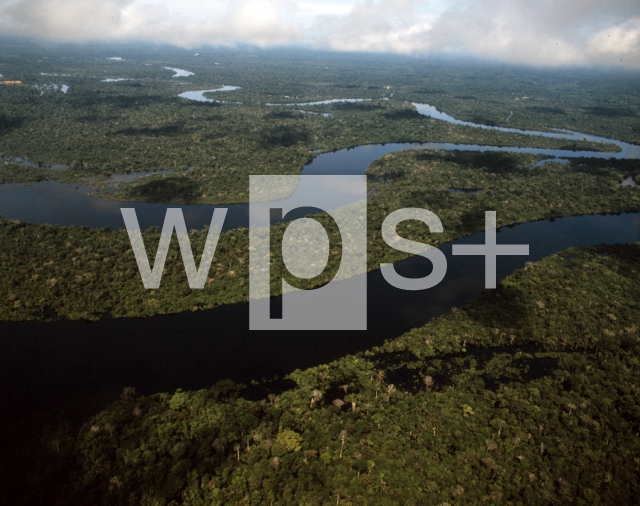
[2,45,637,321]
[393,67,640,146]
[365,152,640,265]
[7,242,639,504]
[1,47,634,204]
[1,43,639,503]
[1,152,637,321]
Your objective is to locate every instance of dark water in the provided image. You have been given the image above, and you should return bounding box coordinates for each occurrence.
[0,180,248,232]
[0,212,637,421]
[0,137,633,232]
[0,101,638,421]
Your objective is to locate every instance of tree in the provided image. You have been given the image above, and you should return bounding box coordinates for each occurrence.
[310,389,323,408]
[387,384,396,402]
[339,430,348,459]
[376,370,384,399]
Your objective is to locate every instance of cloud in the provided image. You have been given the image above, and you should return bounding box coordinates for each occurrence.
[306,0,640,67]
[0,0,302,47]
[307,0,439,54]
[587,16,640,65]
[298,2,351,17]
[0,0,639,68]
[1,0,133,40]
[424,0,640,67]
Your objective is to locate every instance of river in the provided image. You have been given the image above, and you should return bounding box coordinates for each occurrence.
[0,93,638,420]
[1,92,637,231]
[0,212,637,421]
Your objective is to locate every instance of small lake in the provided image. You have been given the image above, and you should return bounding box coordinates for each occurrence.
[178,86,242,103]
[164,67,194,77]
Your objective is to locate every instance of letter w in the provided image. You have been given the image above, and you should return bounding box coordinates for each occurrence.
[121,208,227,289]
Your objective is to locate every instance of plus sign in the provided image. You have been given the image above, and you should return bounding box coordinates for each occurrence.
[452,211,529,289]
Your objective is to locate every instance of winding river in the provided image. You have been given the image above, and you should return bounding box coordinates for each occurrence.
[0,90,638,420]
[1,91,638,232]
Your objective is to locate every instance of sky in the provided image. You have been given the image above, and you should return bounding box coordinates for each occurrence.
[0,0,638,68]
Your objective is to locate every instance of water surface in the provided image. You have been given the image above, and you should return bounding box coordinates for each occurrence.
[0,212,637,420]
[1,95,639,420]
[164,67,194,77]
[178,86,242,103]
[1,99,637,232]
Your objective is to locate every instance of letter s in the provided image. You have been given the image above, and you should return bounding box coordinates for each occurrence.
[380,208,447,290]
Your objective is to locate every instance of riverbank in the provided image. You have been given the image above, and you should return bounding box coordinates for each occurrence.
[0,95,629,204]
[3,241,638,504]
[1,151,637,322]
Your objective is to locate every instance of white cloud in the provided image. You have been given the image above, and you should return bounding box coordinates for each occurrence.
[0,0,639,68]
[422,0,638,67]
[307,0,439,54]
[298,2,352,17]
[588,16,640,63]
[1,0,133,40]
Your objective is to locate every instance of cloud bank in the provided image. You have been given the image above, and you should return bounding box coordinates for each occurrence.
[1,0,638,68]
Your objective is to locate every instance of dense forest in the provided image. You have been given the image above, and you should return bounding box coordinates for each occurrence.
[1,42,639,504]
[0,152,637,321]
[3,242,639,504]
[1,44,636,204]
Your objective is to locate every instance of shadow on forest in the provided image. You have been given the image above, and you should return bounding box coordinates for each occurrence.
[116,123,191,137]
[260,125,310,148]
[414,89,445,95]
[368,343,557,395]
[470,116,499,127]
[465,284,534,332]
[72,93,173,109]
[569,158,638,178]
[0,114,24,135]
[309,282,559,400]
[584,106,637,118]
[128,176,200,203]
[242,378,297,402]
[383,109,424,120]
[466,245,640,349]
[526,106,567,115]
[558,142,592,151]
[415,150,524,174]
[482,354,559,391]
[333,102,385,111]
[362,245,640,397]
[264,110,301,120]
[456,207,487,234]
[455,95,477,100]
[76,113,119,123]
[182,100,221,108]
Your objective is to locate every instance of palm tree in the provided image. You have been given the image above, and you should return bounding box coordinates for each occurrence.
[339,430,348,458]
[310,389,323,408]
[376,370,384,399]
[387,384,396,402]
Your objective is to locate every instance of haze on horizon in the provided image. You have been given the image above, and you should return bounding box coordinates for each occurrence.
[0,0,638,69]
